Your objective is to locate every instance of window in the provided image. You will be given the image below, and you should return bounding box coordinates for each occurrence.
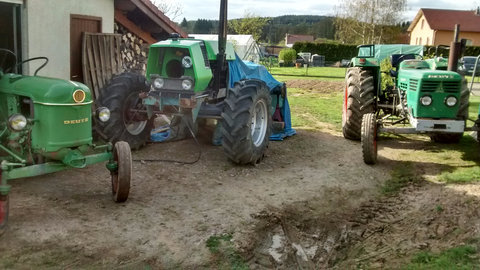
[419,37,422,45]
[421,19,424,29]
[465,39,473,46]
[416,37,418,45]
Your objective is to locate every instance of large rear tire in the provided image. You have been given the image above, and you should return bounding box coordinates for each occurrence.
[342,68,376,140]
[361,113,378,165]
[221,80,272,165]
[0,194,9,236]
[111,141,132,203]
[430,79,469,143]
[97,72,154,150]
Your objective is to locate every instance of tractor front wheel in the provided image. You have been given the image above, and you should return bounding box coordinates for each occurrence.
[221,80,272,165]
[361,113,378,165]
[111,141,132,203]
[97,72,154,150]
[0,194,9,236]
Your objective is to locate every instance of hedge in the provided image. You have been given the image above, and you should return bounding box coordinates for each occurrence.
[292,42,480,62]
[424,45,480,58]
[292,42,358,62]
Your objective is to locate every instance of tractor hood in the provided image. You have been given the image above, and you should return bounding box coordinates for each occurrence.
[399,69,462,82]
[0,74,92,104]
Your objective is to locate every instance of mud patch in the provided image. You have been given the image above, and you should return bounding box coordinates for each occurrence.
[244,181,480,269]
[286,80,344,94]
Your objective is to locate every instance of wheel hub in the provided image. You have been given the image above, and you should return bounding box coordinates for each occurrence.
[251,99,268,147]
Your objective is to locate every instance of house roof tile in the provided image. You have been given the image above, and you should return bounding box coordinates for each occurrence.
[408,8,480,33]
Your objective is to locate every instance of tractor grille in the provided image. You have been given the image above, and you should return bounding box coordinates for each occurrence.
[409,79,418,91]
[399,82,408,91]
[420,80,460,93]
[200,42,210,68]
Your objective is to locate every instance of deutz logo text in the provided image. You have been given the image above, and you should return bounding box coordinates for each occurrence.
[427,75,452,79]
[64,118,89,124]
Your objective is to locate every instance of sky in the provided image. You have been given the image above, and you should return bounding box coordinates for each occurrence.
[166,0,480,22]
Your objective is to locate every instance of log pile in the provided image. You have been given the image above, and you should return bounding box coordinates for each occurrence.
[114,23,149,74]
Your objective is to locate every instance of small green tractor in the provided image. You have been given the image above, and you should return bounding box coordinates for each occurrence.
[97,0,294,165]
[342,41,478,164]
[0,49,132,235]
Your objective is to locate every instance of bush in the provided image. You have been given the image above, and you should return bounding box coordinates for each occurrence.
[279,48,297,66]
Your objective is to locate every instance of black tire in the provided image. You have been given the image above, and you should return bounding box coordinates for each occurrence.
[342,68,376,140]
[0,194,9,236]
[361,113,377,165]
[111,141,131,203]
[221,80,272,165]
[97,72,154,150]
[430,79,469,143]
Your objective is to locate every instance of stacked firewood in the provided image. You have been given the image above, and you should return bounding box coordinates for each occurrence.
[114,23,149,74]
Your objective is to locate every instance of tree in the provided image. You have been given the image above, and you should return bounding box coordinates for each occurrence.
[193,19,214,34]
[151,0,183,21]
[228,12,269,41]
[334,0,406,44]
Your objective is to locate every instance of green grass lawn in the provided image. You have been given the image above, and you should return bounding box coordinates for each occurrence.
[286,89,343,130]
[270,66,347,81]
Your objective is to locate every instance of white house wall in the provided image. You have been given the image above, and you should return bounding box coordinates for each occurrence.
[25,0,114,79]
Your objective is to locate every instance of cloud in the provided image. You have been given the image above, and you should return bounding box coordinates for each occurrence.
[174,0,478,22]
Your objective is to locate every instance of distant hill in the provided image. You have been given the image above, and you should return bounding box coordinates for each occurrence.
[180,15,335,45]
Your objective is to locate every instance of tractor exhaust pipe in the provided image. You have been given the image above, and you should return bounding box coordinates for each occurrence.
[448,24,465,72]
[214,0,228,93]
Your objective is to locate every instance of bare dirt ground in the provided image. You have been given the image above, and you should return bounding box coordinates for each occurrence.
[1,79,480,269]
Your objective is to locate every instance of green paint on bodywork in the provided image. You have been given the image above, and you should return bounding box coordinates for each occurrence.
[147,39,214,92]
[2,151,111,181]
[398,61,462,118]
[0,69,115,193]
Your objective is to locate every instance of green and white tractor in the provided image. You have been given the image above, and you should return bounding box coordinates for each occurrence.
[342,39,478,164]
[0,49,132,235]
[97,0,294,165]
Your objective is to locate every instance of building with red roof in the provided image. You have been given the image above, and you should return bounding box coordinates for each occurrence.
[408,8,480,46]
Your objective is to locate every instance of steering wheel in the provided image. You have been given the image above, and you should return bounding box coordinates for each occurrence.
[396,54,423,64]
[0,49,17,73]
[10,57,49,76]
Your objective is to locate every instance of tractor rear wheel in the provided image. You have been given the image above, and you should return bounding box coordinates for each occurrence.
[111,141,131,203]
[430,79,469,143]
[221,80,272,165]
[0,194,9,236]
[361,113,378,165]
[343,68,376,140]
[97,72,153,150]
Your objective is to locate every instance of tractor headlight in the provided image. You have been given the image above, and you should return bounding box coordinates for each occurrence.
[420,95,432,106]
[97,107,111,122]
[182,56,193,68]
[153,78,165,89]
[9,114,27,131]
[182,79,193,90]
[445,96,458,107]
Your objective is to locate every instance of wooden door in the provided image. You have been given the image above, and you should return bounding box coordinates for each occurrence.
[70,14,101,82]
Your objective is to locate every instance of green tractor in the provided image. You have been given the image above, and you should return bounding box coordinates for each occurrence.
[342,41,477,164]
[0,49,132,235]
[97,0,295,165]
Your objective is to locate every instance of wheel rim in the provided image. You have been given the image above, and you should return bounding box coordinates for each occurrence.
[251,99,268,147]
[123,92,147,135]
